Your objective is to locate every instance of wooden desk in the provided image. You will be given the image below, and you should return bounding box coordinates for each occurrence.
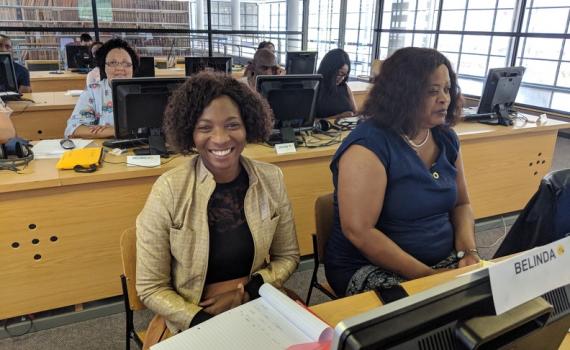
[30,71,86,92]
[9,81,371,141]
[30,67,247,92]
[0,113,568,320]
[310,263,570,349]
[8,92,78,140]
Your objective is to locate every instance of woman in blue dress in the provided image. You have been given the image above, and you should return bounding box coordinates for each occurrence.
[325,47,480,296]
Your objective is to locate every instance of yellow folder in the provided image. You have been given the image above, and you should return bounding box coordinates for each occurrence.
[56,147,103,171]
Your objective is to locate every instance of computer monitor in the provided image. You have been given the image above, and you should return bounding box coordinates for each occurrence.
[256,74,322,144]
[111,77,186,155]
[286,51,318,74]
[184,56,232,76]
[135,56,155,77]
[65,45,93,72]
[0,52,19,99]
[332,272,570,350]
[476,66,525,126]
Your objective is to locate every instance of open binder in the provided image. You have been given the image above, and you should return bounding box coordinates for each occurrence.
[152,284,333,350]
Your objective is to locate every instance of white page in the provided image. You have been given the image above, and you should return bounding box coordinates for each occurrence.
[151,297,311,350]
[259,284,332,342]
[32,139,92,159]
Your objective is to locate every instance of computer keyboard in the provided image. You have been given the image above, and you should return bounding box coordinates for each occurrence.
[102,138,148,149]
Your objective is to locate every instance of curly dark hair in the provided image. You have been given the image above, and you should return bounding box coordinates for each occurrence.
[95,38,139,80]
[362,47,462,138]
[163,72,274,153]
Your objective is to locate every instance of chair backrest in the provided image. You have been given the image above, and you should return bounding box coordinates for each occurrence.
[370,59,383,77]
[120,227,146,311]
[314,193,335,261]
[493,168,570,258]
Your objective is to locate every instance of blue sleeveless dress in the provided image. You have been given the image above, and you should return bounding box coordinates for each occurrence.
[325,119,460,295]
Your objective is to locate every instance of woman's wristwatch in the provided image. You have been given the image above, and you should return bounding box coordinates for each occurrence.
[456,248,480,259]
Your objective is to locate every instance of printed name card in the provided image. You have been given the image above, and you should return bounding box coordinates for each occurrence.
[489,235,570,315]
[275,143,297,155]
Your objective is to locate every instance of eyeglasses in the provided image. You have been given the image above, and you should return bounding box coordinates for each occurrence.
[105,61,133,68]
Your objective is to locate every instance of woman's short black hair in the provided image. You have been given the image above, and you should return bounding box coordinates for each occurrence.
[95,38,139,80]
[257,41,275,50]
[317,48,351,96]
[362,47,462,138]
[163,72,274,153]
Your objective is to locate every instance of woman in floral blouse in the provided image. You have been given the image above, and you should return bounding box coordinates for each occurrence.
[64,38,139,138]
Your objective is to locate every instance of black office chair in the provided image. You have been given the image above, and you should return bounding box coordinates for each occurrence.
[493,168,570,258]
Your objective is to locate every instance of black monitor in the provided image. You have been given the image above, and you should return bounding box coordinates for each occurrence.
[286,51,318,74]
[0,52,19,99]
[65,45,93,72]
[184,56,232,76]
[256,74,322,144]
[111,77,186,155]
[476,66,525,126]
[135,56,155,77]
[332,272,570,350]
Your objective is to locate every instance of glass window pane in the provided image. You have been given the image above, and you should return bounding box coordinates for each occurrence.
[458,54,488,77]
[524,8,569,33]
[557,62,570,88]
[442,0,467,10]
[437,34,462,53]
[521,59,558,85]
[521,38,563,60]
[440,10,465,30]
[551,92,570,111]
[462,35,490,55]
[517,85,551,108]
[464,10,495,31]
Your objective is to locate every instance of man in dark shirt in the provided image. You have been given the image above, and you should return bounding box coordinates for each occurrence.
[0,34,32,94]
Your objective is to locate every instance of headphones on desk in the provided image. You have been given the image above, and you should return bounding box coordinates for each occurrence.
[0,137,34,171]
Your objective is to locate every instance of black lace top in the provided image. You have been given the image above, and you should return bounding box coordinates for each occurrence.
[205,167,254,284]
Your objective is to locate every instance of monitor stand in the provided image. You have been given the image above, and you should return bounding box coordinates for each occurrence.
[478,105,513,126]
[133,133,169,157]
[280,127,296,144]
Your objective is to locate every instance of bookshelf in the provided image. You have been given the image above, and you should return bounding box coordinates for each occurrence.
[0,0,190,61]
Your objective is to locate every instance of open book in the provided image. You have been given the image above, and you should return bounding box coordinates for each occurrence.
[152,284,333,350]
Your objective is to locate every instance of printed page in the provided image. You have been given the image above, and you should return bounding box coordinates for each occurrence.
[32,139,92,159]
[260,284,333,342]
[151,297,311,350]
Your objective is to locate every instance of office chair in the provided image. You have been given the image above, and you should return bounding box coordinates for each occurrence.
[306,193,338,305]
[493,168,570,258]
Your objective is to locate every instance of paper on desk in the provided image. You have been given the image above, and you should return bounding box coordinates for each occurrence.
[152,284,332,350]
[65,90,84,96]
[32,139,92,159]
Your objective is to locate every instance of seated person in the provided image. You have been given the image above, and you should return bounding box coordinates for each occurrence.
[315,48,356,119]
[64,38,138,139]
[0,34,31,94]
[79,33,93,47]
[0,100,15,143]
[243,48,284,90]
[86,41,104,85]
[325,47,479,297]
[258,40,276,53]
[136,72,300,333]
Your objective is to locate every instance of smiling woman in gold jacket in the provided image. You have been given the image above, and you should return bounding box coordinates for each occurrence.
[135,72,300,334]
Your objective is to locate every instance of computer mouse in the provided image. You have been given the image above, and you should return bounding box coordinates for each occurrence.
[60,138,76,150]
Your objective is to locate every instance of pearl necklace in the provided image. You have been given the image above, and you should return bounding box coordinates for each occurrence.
[404,129,430,149]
